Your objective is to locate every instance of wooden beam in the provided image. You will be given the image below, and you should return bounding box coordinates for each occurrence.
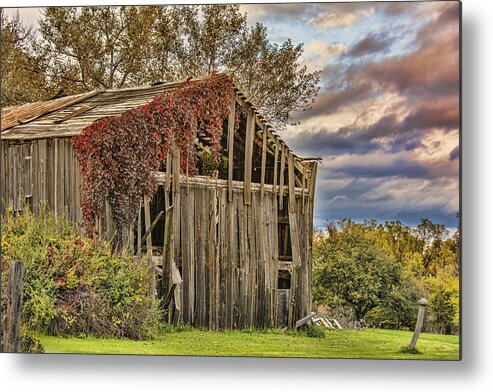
[140,210,164,251]
[308,161,318,206]
[153,172,307,195]
[53,105,94,124]
[244,109,255,205]
[227,98,235,202]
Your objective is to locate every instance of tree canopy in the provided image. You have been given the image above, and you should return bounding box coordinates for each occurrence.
[2,5,320,128]
[313,218,460,333]
[0,10,51,106]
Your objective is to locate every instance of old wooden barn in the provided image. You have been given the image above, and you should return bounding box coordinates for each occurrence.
[1,77,318,330]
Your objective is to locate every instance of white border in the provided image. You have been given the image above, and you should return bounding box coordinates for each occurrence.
[2,1,492,391]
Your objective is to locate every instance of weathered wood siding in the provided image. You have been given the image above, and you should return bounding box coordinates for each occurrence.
[1,138,82,225]
[1,136,317,330]
[161,179,312,329]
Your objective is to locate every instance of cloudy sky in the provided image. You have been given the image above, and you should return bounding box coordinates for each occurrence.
[240,1,460,229]
[7,1,460,229]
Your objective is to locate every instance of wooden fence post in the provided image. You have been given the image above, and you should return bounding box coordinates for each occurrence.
[2,261,25,353]
[409,298,428,352]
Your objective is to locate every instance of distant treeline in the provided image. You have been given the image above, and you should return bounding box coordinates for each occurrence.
[313,217,459,335]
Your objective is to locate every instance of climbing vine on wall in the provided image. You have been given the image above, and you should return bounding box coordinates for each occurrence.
[73,73,237,236]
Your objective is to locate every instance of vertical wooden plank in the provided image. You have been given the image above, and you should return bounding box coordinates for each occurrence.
[60,139,66,215]
[180,186,188,321]
[227,99,236,202]
[243,109,254,205]
[196,188,206,327]
[64,139,69,216]
[264,194,276,328]
[172,145,181,282]
[164,153,171,215]
[144,194,155,302]
[287,153,302,327]
[206,186,216,330]
[279,144,286,210]
[219,188,227,329]
[104,198,115,241]
[9,145,15,209]
[162,205,174,305]
[171,144,182,324]
[271,175,279,328]
[53,140,58,214]
[137,201,142,258]
[272,140,279,200]
[247,193,257,327]
[238,191,248,329]
[232,190,240,328]
[40,139,47,207]
[255,192,267,328]
[165,152,171,193]
[302,165,306,214]
[307,161,318,312]
[260,128,267,205]
[214,185,220,329]
[188,185,195,324]
[74,149,82,230]
[0,141,6,212]
[32,141,36,209]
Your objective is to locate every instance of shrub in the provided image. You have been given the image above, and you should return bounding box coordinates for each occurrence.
[286,324,325,339]
[303,324,326,339]
[20,335,45,353]
[1,205,161,339]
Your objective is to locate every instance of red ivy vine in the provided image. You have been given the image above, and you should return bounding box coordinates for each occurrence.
[73,73,237,237]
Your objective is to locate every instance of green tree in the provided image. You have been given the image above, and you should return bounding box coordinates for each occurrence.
[312,217,460,334]
[36,5,320,127]
[314,225,404,324]
[415,218,448,274]
[1,10,51,106]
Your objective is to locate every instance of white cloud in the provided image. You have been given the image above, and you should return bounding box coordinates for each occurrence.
[302,41,347,72]
[313,12,359,28]
[312,7,374,29]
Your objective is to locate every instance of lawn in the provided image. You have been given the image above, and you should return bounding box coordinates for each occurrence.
[33,328,460,360]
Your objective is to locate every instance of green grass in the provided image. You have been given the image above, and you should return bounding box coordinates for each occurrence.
[32,328,459,360]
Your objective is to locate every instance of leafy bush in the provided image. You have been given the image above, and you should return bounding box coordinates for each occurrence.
[1,205,161,339]
[286,324,325,339]
[20,335,45,353]
[303,324,326,339]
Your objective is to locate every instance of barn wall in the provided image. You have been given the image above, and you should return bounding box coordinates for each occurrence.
[1,137,315,330]
[166,181,312,329]
[1,138,82,225]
